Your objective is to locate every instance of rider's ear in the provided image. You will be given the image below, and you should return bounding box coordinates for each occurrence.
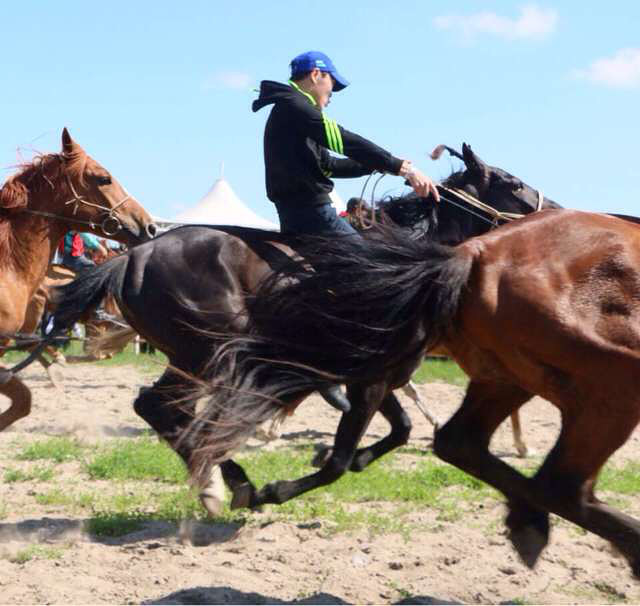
[61,127,77,157]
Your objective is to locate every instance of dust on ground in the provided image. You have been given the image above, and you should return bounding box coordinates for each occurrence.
[1,362,639,605]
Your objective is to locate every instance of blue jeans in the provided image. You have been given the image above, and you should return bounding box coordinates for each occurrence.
[275,203,359,236]
[62,254,95,272]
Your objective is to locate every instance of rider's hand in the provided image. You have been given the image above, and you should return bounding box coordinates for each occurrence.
[399,161,440,202]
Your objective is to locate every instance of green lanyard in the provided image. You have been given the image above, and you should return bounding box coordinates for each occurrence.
[288,80,317,106]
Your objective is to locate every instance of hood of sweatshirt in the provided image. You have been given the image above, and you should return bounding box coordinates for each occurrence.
[252,80,311,112]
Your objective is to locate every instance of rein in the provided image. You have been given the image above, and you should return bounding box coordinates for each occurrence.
[19,174,131,237]
[439,185,544,225]
[353,173,545,231]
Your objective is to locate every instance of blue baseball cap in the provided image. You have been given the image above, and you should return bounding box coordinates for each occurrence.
[289,51,349,91]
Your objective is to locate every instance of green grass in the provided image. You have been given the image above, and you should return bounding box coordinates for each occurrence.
[231,447,491,533]
[4,465,54,483]
[2,342,166,372]
[87,487,242,537]
[30,438,493,537]
[598,461,640,495]
[237,447,486,504]
[86,436,187,483]
[8,544,66,564]
[87,511,148,537]
[16,437,85,463]
[34,489,95,509]
[412,358,468,386]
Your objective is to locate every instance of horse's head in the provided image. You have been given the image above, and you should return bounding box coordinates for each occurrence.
[436,143,561,215]
[53,128,157,246]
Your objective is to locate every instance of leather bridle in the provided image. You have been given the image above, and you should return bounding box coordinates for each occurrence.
[21,173,132,237]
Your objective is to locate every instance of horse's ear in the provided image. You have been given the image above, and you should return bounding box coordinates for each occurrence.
[462,143,490,187]
[61,127,78,157]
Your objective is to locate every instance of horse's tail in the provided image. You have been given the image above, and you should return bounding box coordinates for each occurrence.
[182,225,474,485]
[51,255,129,330]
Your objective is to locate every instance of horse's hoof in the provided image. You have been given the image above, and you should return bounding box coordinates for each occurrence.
[229,482,255,510]
[311,445,332,468]
[199,490,223,517]
[508,525,547,568]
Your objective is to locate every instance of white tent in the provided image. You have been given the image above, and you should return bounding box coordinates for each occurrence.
[328,188,346,213]
[169,178,278,230]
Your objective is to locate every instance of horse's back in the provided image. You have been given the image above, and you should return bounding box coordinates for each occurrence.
[119,225,284,369]
[456,210,640,396]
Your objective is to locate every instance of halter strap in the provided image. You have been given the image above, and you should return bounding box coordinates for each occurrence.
[439,185,545,224]
[18,174,131,237]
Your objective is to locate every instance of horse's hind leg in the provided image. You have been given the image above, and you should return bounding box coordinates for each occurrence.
[132,368,230,515]
[235,382,385,509]
[510,410,530,458]
[310,390,411,471]
[0,374,32,431]
[401,381,440,429]
[519,397,640,575]
[349,391,412,471]
[436,381,640,576]
[132,369,195,456]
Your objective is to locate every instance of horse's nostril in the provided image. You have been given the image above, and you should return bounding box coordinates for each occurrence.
[146,223,158,238]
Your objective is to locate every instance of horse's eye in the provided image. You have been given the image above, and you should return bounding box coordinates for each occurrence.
[96,175,112,186]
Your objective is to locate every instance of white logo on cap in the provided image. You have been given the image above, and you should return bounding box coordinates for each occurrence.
[316,59,326,67]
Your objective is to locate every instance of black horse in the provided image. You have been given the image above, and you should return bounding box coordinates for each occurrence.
[51,143,559,512]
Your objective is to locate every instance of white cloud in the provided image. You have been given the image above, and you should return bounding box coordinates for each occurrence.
[434,4,558,41]
[573,48,640,89]
[203,71,253,91]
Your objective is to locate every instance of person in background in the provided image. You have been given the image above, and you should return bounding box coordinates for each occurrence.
[58,231,108,272]
[341,197,373,231]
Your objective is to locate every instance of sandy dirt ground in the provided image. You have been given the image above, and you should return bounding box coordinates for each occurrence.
[1,361,640,605]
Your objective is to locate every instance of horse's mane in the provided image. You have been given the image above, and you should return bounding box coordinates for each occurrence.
[0,150,87,269]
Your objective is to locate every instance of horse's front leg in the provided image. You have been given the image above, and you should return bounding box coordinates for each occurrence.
[0,373,32,431]
[312,391,412,472]
[230,382,385,509]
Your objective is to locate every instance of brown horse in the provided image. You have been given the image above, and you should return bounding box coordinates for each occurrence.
[14,264,77,386]
[190,209,640,576]
[0,128,156,430]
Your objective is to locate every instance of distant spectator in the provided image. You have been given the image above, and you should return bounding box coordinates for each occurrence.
[343,197,373,230]
[58,231,108,272]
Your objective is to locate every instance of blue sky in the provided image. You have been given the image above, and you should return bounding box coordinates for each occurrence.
[2,1,639,223]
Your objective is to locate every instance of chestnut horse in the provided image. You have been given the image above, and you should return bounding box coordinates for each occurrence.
[50,144,558,515]
[0,128,156,430]
[188,209,640,576]
[12,264,77,386]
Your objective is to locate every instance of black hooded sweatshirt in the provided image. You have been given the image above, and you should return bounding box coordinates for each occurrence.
[252,80,404,208]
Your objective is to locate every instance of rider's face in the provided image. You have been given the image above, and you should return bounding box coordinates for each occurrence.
[309,70,334,108]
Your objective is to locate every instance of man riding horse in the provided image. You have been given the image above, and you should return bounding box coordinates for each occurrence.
[252,50,440,411]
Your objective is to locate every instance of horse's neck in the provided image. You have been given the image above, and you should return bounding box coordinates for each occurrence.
[7,193,70,292]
